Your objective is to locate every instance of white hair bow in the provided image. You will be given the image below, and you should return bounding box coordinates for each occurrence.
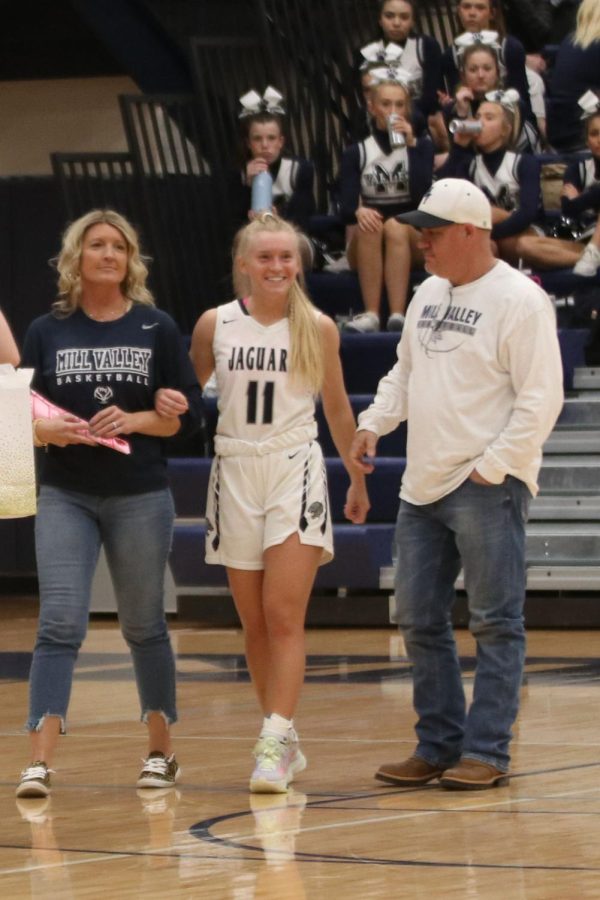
[239,86,285,119]
[455,30,500,54]
[454,31,500,60]
[579,89,600,119]
[360,40,403,71]
[368,64,415,89]
[484,88,520,111]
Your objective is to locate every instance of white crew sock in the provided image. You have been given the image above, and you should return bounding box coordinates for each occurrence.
[260,713,294,741]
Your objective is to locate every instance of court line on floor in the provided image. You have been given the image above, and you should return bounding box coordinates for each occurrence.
[204,784,600,845]
[187,785,600,872]
[0,838,267,877]
[2,785,598,877]
[0,851,134,877]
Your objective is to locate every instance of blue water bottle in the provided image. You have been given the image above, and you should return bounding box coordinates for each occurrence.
[251,170,273,213]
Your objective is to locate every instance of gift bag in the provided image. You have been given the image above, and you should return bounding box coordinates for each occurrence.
[0,365,36,518]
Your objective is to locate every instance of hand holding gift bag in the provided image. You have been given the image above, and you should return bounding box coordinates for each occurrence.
[0,364,36,518]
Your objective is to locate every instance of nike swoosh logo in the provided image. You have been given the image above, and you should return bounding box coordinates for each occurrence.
[142,323,159,330]
[222,319,235,324]
[288,450,301,459]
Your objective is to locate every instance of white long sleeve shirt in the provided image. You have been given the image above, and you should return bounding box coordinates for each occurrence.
[357,260,564,504]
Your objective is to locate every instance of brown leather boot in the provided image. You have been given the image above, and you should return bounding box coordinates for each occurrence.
[440,758,509,790]
[375,755,444,786]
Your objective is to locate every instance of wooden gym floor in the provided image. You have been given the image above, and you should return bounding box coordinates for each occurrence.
[0,596,598,899]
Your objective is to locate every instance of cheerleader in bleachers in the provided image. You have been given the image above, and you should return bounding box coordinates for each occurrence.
[438,90,588,270]
[356,44,429,143]
[560,92,600,277]
[441,43,541,154]
[441,0,534,123]
[355,0,447,149]
[340,75,434,333]
[233,87,315,235]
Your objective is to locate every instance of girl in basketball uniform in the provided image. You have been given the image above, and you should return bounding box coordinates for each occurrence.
[234,88,315,235]
[189,214,369,793]
[441,0,533,122]
[340,78,434,333]
[438,91,588,270]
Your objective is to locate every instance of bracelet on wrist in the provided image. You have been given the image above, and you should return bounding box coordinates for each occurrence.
[32,418,49,449]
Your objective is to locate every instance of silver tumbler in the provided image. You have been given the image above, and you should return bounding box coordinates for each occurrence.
[387,114,406,146]
[449,119,483,135]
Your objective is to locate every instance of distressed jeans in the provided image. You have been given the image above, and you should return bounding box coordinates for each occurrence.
[394,476,530,772]
[26,485,177,731]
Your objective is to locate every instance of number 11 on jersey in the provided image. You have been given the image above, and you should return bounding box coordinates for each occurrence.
[246,380,275,424]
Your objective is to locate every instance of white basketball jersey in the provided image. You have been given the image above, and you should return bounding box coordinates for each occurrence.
[359,135,411,206]
[212,299,317,452]
[471,152,521,211]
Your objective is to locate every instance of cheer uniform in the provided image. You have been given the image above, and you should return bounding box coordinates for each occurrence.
[340,126,434,225]
[205,299,332,569]
[437,144,542,240]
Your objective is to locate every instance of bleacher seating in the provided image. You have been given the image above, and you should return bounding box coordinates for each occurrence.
[45,0,600,336]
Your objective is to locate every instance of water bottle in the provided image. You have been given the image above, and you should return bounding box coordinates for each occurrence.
[449,119,483,135]
[251,170,273,213]
[387,114,405,147]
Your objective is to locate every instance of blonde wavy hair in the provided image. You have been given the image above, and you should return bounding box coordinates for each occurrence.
[574,0,600,49]
[233,214,324,394]
[52,209,154,316]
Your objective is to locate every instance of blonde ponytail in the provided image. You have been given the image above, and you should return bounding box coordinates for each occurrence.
[287,279,324,394]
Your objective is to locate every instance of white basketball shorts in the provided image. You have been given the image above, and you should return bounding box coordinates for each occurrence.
[205,440,333,570]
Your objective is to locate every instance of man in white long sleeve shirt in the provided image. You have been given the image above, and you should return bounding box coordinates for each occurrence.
[350,179,564,790]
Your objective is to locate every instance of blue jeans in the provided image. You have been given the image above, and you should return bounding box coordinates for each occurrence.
[394,476,530,772]
[26,485,177,732]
